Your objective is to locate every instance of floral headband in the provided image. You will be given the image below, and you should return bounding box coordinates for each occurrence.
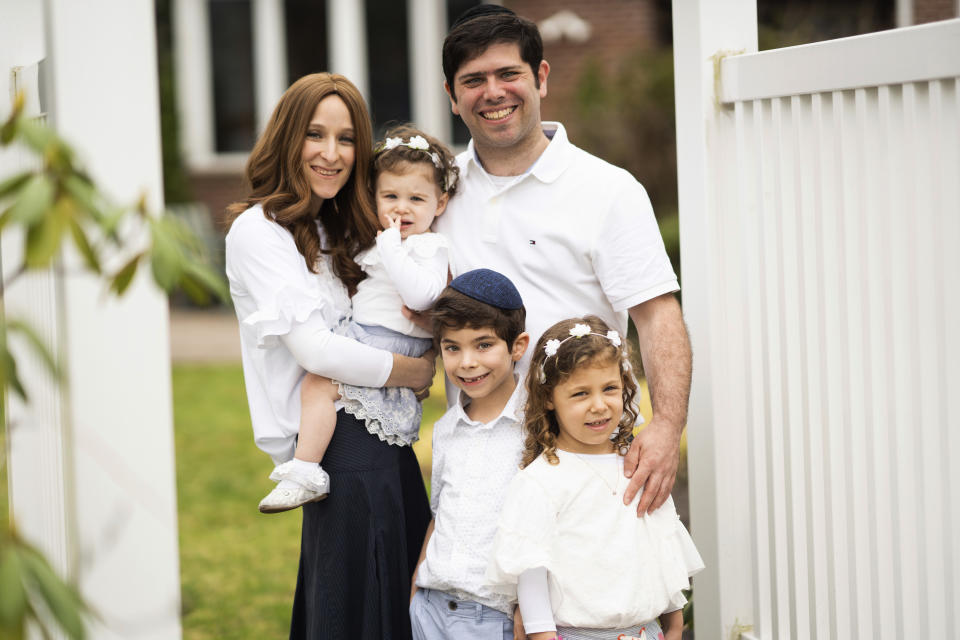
[538,323,626,383]
[375,135,458,192]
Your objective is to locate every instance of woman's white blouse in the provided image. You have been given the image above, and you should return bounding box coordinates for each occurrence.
[224,205,390,464]
[488,451,704,628]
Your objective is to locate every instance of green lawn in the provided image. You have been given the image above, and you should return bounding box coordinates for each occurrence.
[172,364,446,639]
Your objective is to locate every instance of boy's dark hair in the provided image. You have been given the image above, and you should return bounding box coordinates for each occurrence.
[431,287,526,348]
[442,6,543,100]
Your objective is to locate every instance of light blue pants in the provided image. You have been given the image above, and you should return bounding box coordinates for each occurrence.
[410,588,514,640]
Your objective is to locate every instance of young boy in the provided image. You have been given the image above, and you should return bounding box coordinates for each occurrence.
[409,268,544,639]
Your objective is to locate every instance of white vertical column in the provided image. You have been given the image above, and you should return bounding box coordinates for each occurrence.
[4,0,182,638]
[408,0,452,143]
[896,0,914,27]
[671,1,758,637]
[252,0,288,136]
[328,0,369,101]
[173,0,214,168]
[0,2,69,593]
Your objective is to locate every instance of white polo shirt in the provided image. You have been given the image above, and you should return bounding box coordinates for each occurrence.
[434,122,679,370]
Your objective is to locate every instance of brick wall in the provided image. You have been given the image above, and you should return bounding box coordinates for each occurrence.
[504,0,660,123]
[189,171,247,231]
[914,0,958,23]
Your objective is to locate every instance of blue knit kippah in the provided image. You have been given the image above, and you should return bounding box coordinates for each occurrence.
[449,269,523,310]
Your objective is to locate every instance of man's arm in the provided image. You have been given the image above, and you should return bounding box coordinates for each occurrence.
[622,292,692,515]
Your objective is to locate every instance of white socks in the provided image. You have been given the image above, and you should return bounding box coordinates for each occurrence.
[277,457,323,489]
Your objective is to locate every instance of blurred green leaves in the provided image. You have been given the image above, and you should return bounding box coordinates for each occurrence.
[0,529,87,640]
[0,90,229,638]
[0,92,227,300]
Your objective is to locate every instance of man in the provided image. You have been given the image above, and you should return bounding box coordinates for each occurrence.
[434,5,691,516]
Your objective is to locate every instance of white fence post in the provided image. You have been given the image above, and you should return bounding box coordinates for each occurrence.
[2,1,182,637]
[672,1,759,637]
[674,7,960,638]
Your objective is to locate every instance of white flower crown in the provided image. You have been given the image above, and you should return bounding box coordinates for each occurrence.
[377,135,457,192]
[538,324,626,383]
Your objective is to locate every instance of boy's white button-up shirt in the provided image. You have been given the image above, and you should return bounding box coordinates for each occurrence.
[415,377,527,614]
[434,122,679,371]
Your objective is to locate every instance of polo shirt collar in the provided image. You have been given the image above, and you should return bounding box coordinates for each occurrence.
[452,374,527,428]
[463,121,572,184]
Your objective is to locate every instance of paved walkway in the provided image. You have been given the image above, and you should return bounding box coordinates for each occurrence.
[169,307,241,363]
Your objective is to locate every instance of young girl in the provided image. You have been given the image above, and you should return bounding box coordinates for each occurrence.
[488,316,704,640]
[259,124,459,513]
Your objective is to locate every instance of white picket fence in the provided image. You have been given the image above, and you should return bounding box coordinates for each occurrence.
[673,5,959,639]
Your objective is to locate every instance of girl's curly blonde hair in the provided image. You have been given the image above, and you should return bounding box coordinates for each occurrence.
[521,316,639,468]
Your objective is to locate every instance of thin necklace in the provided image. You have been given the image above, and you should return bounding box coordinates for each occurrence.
[570,451,620,495]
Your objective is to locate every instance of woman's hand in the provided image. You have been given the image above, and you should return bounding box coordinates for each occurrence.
[385,348,436,391]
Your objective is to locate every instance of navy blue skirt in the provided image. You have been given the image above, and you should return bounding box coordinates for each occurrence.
[290,410,431,639]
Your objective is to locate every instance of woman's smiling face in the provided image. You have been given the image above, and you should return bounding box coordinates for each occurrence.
[301,94,356,206]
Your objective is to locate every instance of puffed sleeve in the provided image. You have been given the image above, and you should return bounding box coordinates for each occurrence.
[655,505,705,605]
[225,209,343,348]
[487,470,559,592]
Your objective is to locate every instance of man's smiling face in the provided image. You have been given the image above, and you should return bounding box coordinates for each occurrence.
[445,41,548,154]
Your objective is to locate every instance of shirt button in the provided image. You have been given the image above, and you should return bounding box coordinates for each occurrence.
[447,600,458,611]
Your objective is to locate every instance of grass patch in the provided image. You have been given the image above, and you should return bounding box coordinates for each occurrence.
[0,430,7,533]
[173,364,300,639]
[172,363,447,638]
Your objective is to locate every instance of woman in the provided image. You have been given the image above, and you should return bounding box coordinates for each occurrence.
[224,73,434,638]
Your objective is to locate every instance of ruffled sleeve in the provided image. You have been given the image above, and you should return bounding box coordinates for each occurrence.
[487,469,559,592]
[225,208,349,348]
[652,506,705,607]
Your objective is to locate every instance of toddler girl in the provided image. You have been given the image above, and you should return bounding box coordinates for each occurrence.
[259,124,458,513]
[488,316,704,639]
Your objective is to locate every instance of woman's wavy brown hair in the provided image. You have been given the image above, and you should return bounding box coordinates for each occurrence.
[225,73,378,295]
[521,316,639,468]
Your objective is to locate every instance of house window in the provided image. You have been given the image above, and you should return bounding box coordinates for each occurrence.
[208,0,256,152]
[366,0,411,137]
[285,0,329,84]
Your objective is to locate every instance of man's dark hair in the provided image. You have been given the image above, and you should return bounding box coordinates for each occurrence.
[442,6,543,100]
[431,287,526,348]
